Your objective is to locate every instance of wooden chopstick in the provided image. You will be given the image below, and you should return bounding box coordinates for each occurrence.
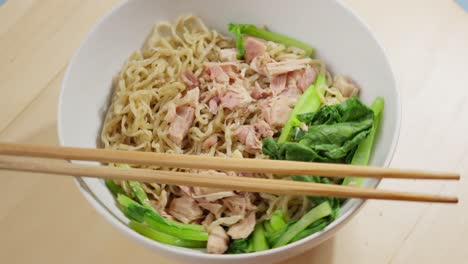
[0,155,458,203]
[0,142,460,180]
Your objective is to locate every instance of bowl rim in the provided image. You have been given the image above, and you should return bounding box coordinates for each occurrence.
[57,0,401,259]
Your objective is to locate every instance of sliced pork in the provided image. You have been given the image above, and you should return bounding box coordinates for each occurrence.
[244,37,266,63]
[266,58,312,76]
[168,196,204,224]
[227,211,256,239]
[168,106,195,145]
[207,226,229,254]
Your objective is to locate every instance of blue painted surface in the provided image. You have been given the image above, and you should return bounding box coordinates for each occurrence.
[0,0,6,6]
[456,0,468,12]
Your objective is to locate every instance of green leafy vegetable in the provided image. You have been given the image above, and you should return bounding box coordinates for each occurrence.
[228,23,314,59]
[263,221,275,235]
[264,97,374,163]
[266,221,297,247]
[144,215,208,241]
[129,220,206,248]
[343,97,385,186]
[273,201,332,248]
[116,193,147,222]
[228,238,253,254]
[117,194,205,232]
[269,210,287,231]
[277,74,327,143]
[290,218,329,243]
[105,180,125,197]
[128,180,155,210]
[252,224,270,252]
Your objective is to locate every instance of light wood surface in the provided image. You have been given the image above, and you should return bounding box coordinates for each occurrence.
[0,0,467,263]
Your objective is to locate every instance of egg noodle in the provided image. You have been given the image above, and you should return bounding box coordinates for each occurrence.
[101,15,350,241]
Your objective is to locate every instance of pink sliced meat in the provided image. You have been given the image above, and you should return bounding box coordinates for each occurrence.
[198,202,223,216]
[251,82,271,100]
[297,67,317,92]
[168,106,195,145]
[261,98,292,127]
[227,211,256,239]
[202,134,218,150]
[208,98,218,114]
[270,98,292,127]
[181,70,199,89]
[279,85,302,101]
[207,226,229,254]
[253,120,274,138]
[221,91,242,110]
[235,125,261,152]
[168,196,204,224]
[220,64,238,80]
[223,195,256,216]
[244,37,266,63]
[266,58,312,76]
[164,101,177,123]
[220,85,252,111]
[207,65,229,83]
[271,74,288,96]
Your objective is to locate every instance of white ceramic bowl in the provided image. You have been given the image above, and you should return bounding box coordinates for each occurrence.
[58,0,400,263]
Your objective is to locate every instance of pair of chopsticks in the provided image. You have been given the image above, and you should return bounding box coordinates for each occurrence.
[0,142,459,203]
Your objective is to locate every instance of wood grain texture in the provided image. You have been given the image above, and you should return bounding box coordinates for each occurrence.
[0,0,467,263]
[0,155,458,203]
[0,143,460,180]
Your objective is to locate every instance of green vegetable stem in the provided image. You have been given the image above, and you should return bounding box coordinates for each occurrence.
[252,223,270,252]
[144,215,208,241]
[277,73,326,144]
[105,180,125,197]
[228,23,314,59]
[273,201,332,248]
[130,221,206,248]
[269,210,286,231]
[343,97,384,186]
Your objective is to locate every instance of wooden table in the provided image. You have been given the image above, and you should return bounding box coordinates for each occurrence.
[1,0,467,263]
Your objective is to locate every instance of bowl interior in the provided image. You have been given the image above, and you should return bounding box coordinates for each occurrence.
[58,0,399,260]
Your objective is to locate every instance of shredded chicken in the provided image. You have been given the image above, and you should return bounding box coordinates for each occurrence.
[244,37,266,63]
[223,195,256,216]
[168,106,195,145]
[235,125,262,152]
[193,187,237,202]
[207,226,229,254]
[168,196,204,224]
[199,202,224,217]
[253,120,274,138]
[297,66,317,92]
[266,58,312,76]
[181,70,200,89]
[227,211,256,239]
[271,74,288,96]
[220,81,253,110]
[251,82,271,100]
[260,98,292,127]
[207,65,229,83]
